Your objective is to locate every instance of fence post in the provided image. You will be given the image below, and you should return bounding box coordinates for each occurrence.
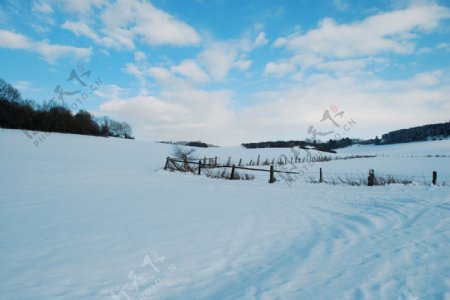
[432,171,437,185]
[368,169,375,186]
[215,156,217,166]
[269,165,276,183]
[256,154,260,166]
[319,168,323,183]
[164,157,170,170]
[230,165,236,180]
[238,158,242,166]
[198,160,202,175]
[184,158,188,171]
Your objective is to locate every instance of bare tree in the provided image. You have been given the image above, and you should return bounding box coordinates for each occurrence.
[0,79,21,103]
[120,122,133,139]
[171,145,197,161]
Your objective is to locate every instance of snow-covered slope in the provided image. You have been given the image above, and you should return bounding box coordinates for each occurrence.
[0,130,449,299]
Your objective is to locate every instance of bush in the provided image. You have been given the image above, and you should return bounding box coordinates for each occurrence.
[203,168,255,181]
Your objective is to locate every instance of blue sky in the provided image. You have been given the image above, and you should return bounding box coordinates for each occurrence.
[1,0,449,145]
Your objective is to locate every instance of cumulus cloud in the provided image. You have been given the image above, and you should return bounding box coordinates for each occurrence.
[197,42,253,81]
[275,4,450,59]
[0,29,91,63]
[0,30,32,49]
[198,43,240,81]
[264,61,296,77]
[171,60,210,83]
[100,0,200,47]
[61,0,200,49]
[243,70,450,142]
[97,64,450,145]
[99,86,239,145]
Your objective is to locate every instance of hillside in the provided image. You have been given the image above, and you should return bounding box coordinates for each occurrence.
[0,129,449,299]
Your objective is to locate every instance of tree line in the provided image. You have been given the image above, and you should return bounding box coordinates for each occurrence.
[380,122,449,144]
[0,78,133,139]
[241,140,337,153]
[242,121,449,151]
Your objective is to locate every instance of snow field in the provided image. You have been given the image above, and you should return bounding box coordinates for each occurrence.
[0,130,449,299]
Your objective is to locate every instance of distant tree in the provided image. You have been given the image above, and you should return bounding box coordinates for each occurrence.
[73,110,100,135]
[0,78,133,140]
[0,79,21,103]
[97,116,113,136]
[185,141,208,148]
[120,122,133,139]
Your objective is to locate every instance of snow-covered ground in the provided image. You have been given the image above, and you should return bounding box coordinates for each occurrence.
[0,129,449,299]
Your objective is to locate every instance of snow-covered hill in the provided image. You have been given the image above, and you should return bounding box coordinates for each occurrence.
[1,129,449,299]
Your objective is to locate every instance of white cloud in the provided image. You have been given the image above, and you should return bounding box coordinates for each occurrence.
[171,60,210,83]
[62,21,102,43]
[123,63,145,81]
[30,1,55,32]
[32,1,54,14]
[62,0,200,49]
[0,30,32,49]
[59,0,106,14]
[275,4,450,59]
[0,29,91,63]
[254,32,269,47]
[234,59,252,71]
[34,40,92,63]
[315,57,387,74]
[94,84,130,99]
[198,43,237,81]
[99,87,238,145]
[100,0,200,47]
[410,70,443,87]
[147,67,194,91]
[62,20,135,49]
[101,28,135,49]
[100,96,189,124]
[252,70,449,140]
[134,51,147,62]
[198,42,252,81]
[264,61,296,77]
[97,66,450,145]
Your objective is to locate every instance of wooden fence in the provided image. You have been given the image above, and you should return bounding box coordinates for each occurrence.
[164,157,442,186]
[164,157,299,183]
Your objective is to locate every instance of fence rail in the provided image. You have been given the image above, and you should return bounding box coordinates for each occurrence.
[163,157,445,186]
[164,157,301,183]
